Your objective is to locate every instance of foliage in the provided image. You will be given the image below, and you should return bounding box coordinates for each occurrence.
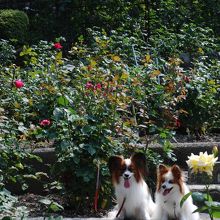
[0,39,16,66]
[0,188,28,219]
[39,198,64,214]
[0,9,29,43]
[191,191,220,219]
[0,22,219,214]
[0,143,43,191]
[177,53,220,136]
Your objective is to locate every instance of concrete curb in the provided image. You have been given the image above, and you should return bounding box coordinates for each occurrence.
[31,142,220,169]
[24,213,220,220]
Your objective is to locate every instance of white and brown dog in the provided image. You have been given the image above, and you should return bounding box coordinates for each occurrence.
[107,152,155,220]
[152,164,199,220]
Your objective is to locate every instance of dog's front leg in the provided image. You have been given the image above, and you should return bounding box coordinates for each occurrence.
[134,207,150,220]
[152,209,168,220]
[179,213,187,220]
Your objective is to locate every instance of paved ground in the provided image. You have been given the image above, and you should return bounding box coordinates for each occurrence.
[26,213,220,220]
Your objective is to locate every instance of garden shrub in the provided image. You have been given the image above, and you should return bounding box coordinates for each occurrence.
[0,9,29,43]
[0,142,44,191]
[177,57,220,137]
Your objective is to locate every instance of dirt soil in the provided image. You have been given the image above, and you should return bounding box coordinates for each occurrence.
[17,193,107,218]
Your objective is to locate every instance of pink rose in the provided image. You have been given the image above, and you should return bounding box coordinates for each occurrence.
[86,82,94,89]
[15,80,24,88]
[54,42,63,49]
[40,119,51,127]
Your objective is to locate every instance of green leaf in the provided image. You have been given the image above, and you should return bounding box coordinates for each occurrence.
[180,192,192,207]
[21,183,28,191]
[57,96,69,106]
[53,108,64,120]
[15,163,24,169]
[213,211,220,218]
[204,193,213,202]
[29,154,43,163]
[85,144,96,156]
[49,202,64,212]
[81,125,96,135]
[193,206,208,213]
[23,174,38,180]
[2,217,12,220]
[205,201,220,209]
[39,198,52,205]
[35,172,49,179]
[192,192,205,203]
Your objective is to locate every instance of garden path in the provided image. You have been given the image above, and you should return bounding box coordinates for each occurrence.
[27,213,220,220]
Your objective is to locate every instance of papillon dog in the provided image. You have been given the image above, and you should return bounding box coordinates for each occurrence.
[107,152,155,220]
[152,164,199,220]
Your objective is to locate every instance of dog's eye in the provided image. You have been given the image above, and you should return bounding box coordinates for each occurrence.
[128,167,133,172]
[168,180,174,184]
[120,168,126,173]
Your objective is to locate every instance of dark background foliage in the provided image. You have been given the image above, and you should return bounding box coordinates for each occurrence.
[0,0,219,45]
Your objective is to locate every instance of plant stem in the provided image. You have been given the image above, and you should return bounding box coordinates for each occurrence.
[206,185,213,220]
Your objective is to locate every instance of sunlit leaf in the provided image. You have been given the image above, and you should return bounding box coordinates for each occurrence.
[90,59,97,67]
[144,54,152,63]
[57,96,69,106]
[14,102,20,108]
[112,55,121,62]
[15,163,24,170]
[150,69,161,77]
[39,198,52,205]
[121,72,129,80]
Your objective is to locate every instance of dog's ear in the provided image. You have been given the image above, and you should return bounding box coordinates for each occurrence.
[131,152,148,177]
[171,164,182,179]
[158,164,168,175]
[108,156,123,174]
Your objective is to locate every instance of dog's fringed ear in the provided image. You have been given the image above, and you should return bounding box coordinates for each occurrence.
[158,164,168,175]
[131,152,148,177]
[171,164,182,179]
[108,156,123,174]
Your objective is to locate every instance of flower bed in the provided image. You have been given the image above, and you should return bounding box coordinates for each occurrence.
[1,26,220,219]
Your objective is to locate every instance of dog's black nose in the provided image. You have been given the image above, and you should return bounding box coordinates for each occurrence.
[124,174,129,178]
[162,184,166,189]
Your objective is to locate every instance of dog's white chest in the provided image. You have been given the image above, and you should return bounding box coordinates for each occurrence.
[115,180,150,217]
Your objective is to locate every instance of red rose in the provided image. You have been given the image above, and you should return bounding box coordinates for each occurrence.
[54,42,63,49]
[40,119,51,127]
[95,83,102,90]
[15,80,24,88]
